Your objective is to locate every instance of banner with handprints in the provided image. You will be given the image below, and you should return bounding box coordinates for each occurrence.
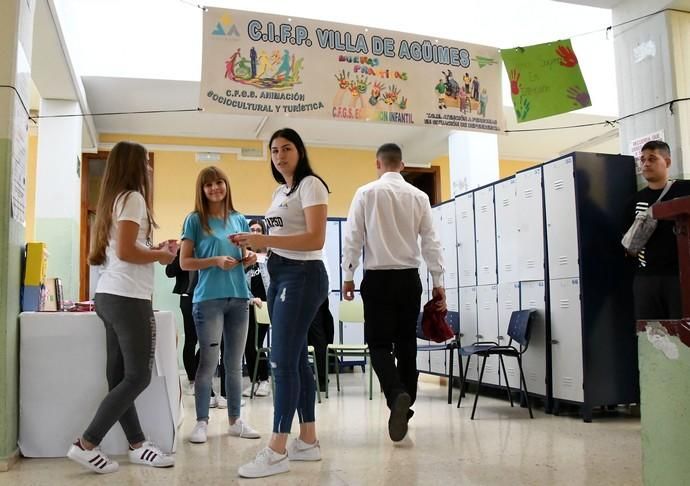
[500,39,591,123]
[201,7,502,133]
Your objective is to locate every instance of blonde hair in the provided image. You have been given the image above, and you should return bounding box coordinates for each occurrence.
[193,166,236,233]
[88,141,157,265]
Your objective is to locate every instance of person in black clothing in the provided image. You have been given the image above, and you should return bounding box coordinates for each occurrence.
[165,249,199,384]
[242,219,272,397]
[626,140,690,319]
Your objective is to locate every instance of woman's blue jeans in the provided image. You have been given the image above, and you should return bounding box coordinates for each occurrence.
[267,253,328,433]
[192,297,249,421]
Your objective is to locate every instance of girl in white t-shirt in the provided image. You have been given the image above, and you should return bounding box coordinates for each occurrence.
[233,128,329,479]
[67,141,177,474]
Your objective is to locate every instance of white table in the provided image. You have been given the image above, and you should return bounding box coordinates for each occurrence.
[18,311,182,457]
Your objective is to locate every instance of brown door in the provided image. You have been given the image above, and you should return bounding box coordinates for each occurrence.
[79,151,154,300]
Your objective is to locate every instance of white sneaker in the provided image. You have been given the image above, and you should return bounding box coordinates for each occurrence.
[128,441,175,468]
[255,381,271,397]
[209,396,218,408]
[242,385,253,397]
[287,438,321,461]
[189,421,208,444]
[216,396,227,409]
[238,447,289,478]
[67,439,119,474]
[241,399,246,407]
[228,418,261,439]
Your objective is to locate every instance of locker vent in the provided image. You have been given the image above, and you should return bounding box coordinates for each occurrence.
[528,300,536,307]
[504,301,514,309]
[562,377,575,388]
[502,199,510,207]
[504,264,512,272]
[553,180,565,190]
[560,299,570,309]
[480,205,488,213]
[523,189,534,198]
[558,256,569,266]
[526,259,536,268]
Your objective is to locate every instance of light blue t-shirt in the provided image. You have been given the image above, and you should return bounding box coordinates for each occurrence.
[181,211,250,303]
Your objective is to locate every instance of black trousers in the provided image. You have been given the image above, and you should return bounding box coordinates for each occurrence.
[308,298,334,387]
[361,269,422,409]
[245,304,270,382]
[633,274,682,320]
[180,294,199,382]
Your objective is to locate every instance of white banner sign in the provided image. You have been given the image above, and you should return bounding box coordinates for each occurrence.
[200,8,502,133]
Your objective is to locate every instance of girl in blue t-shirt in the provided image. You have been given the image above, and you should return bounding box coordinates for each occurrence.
[180,166,261,443]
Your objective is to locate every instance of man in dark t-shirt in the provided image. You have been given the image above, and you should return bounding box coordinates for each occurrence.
[626,140,690,319]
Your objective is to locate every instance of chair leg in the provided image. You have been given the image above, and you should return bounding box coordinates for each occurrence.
[457,354,471,408]
[324,351,330,399]
[368,353,373,400]
[311,349,321,404]
[457,345,465,398]
[447,346,454,405]
[251,354,261,399]
[498,355,514,407]
[335,352,341,391]
[471,355,488,420]
[517,356,534,419]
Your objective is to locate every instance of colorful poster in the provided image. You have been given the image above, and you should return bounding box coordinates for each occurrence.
[200,8,502,133]
[501,39,591,123]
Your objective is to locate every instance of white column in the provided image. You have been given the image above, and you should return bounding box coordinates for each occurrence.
[448,130,500,196]
[35,99,82,300]
[613,1,690,178]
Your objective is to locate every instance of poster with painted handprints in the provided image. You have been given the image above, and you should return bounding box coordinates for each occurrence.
[501,39,591,123]
[200,7,503,133]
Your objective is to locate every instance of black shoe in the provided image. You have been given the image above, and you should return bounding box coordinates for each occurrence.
[388,393,411,442]
[407,409,414,422]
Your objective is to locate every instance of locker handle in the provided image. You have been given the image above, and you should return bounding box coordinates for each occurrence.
[476,334,483,339]
[497,336,504,340]
[551,339,560,344]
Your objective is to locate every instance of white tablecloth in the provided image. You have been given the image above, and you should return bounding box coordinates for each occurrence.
[18,311,182,457]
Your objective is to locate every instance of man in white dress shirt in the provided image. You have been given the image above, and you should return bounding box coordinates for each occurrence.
[341,143,446,442]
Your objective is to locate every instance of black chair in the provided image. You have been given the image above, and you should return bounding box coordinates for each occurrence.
[457,309,536,419]
[416,312,462,404]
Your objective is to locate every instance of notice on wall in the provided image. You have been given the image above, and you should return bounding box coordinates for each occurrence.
[501,39,591,123]
[629,130,664,175]
[200,7,503,133]
[10,46,30,225]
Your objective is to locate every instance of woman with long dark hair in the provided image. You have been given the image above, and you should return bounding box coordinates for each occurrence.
[233,128,330,478]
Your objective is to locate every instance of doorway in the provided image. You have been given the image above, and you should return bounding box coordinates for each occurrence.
[401,166,442,205]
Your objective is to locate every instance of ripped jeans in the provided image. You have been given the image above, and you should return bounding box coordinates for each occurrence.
[192,297,249,421]
[267,253,328,433]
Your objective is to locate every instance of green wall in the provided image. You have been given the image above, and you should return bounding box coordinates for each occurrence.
[0,138,22,461]
[638,324,690,484]
[34,218,79,302]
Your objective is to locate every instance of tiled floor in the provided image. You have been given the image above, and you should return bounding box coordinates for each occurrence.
[1,373,642,485]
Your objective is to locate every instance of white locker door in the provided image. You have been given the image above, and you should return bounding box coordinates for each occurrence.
[340,224,364,290]
[497,281,521,387]
[550,278,584,403]
[475,186,497,286]
[476,285,499,386]
[544,157,580,280]
[441,202,458,288]
[518,281,547,396]
[325,220,341,291]
[495,178,519,283]
[459,286,478,381]
[456,194,476,287]
[329,292,341,344]
[416,298,430,372]
[419,253,430,300]
[517,168,545,281]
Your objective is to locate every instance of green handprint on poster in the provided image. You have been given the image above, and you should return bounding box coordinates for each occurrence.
[501,39,591,122]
